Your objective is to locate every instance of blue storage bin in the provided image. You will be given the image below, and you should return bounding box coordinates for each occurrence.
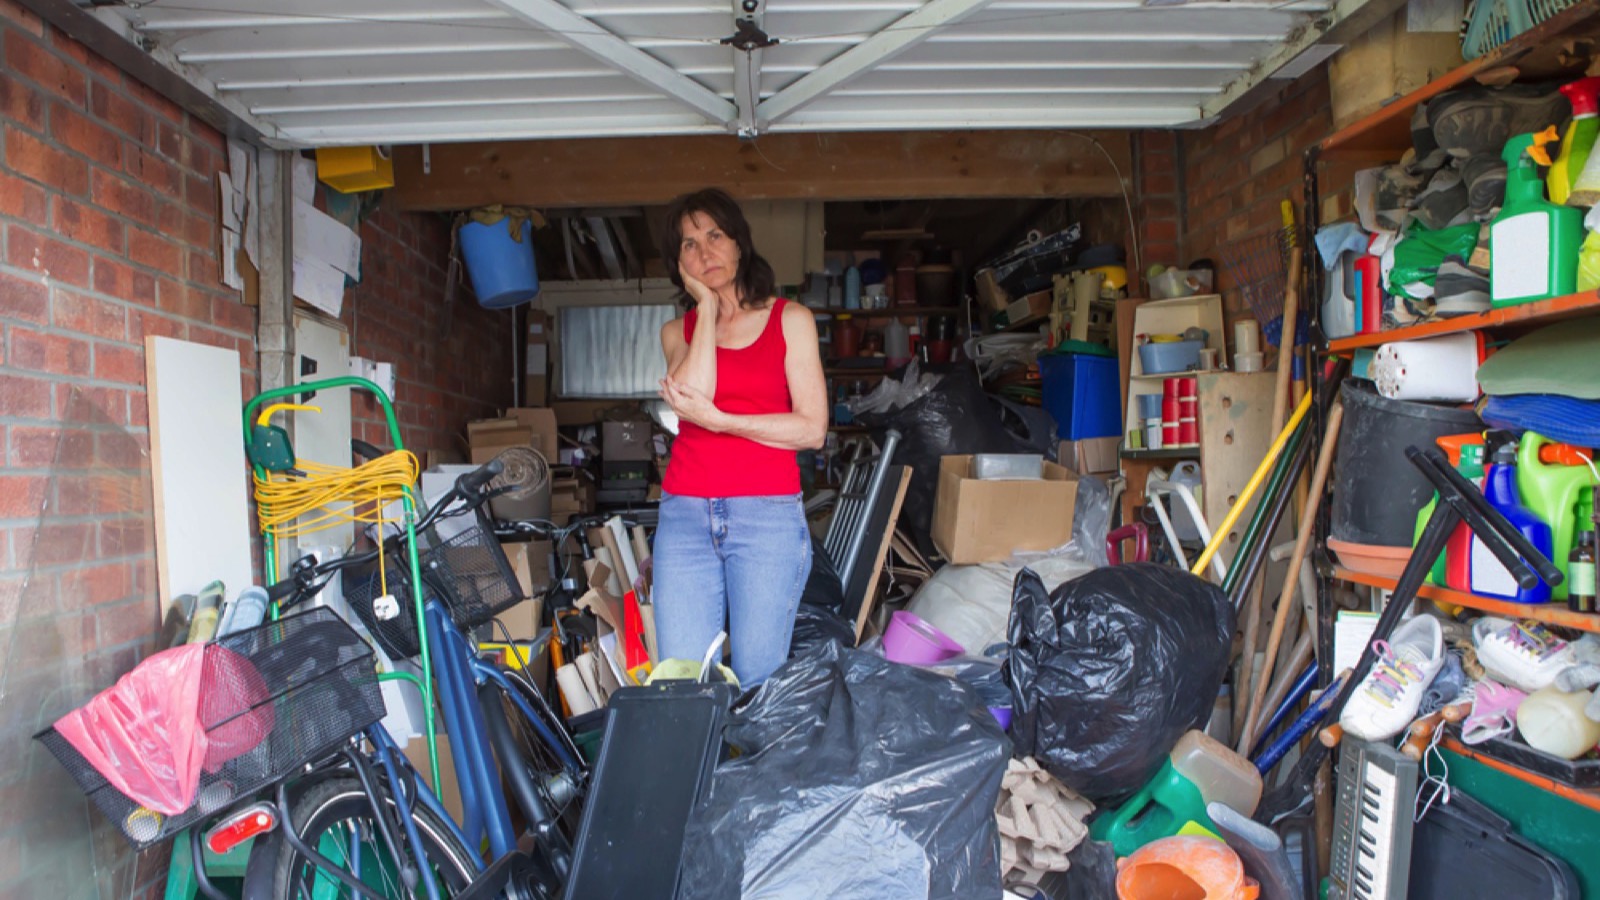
[1039,353,1121,440]
[459,217,540,308]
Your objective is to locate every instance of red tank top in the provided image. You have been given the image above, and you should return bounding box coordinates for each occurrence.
[662,299,800,498]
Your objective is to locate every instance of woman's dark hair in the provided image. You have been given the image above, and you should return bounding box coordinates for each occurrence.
[660,188,777,309]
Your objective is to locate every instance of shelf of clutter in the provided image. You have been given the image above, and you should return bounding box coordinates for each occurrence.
[1441,735,1600,814]
[1332,566,1600,635]
[1324,289,1600,354]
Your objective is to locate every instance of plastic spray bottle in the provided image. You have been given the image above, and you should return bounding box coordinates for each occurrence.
[1580,206,1600,292]
[1414,433,1486,590]
[1472,441,1554,603]
[1491,128,1584,307]
[1551,77,1600,206]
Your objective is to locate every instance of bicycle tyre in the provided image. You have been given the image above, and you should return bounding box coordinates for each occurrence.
[242,775,477,899]
[495,668,586,834]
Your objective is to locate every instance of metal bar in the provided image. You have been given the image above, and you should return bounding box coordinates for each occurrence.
[758,0,995,125]
[273,781,388,900]
[481,0,737,125]
[341,747,423,898]
[836,429,902,588]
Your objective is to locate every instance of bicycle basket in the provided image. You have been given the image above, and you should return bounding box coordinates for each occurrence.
[342,509,524,660]
[36,607,383,850]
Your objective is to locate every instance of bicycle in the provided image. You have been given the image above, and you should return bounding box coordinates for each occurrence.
[245,457,591,899]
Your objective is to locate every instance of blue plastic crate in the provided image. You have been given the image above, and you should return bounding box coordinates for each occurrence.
[1039,353,1121,440]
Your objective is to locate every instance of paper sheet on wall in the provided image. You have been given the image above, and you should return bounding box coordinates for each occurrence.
[1333,611,1381,675]
[293,198,361,277]
[294,257,346,317]
[292,154,316,202]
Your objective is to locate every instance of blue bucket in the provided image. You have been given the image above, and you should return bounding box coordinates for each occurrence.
[459,218,540,309]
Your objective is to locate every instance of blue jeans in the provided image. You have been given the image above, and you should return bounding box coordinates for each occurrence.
[652,493,811,686]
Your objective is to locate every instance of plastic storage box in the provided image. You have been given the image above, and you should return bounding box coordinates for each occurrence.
[1040,352,1120,440]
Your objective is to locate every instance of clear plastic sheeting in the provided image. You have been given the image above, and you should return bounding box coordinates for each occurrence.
[558,302,678,398]
[0,387,157,897]
[679,642,1011,900]
[1006,565,1235,804]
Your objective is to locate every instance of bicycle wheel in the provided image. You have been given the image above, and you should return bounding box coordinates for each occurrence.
[494,667,586,835]
[242,775,477,899]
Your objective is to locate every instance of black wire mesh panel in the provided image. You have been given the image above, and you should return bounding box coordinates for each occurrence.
[36,607,382,850]
[342,508,524,660]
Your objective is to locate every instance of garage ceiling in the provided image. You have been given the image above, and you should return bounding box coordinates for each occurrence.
[80,0,1375,147]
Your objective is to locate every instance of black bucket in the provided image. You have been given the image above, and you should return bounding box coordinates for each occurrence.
[1330,379,1482,547]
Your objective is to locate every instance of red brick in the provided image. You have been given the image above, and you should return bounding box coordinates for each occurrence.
[0,0,44,35]
[1142,218,1179,243]
[0,269,49,323]
[4,126,88,196]
[154,279,207,320]
[126,226,183,274]
[98,597,158,647]
[51,289,126,341]
[51,196,125,254]
[0,370,51,418]
[121,145,180,196]
[0,475,46,518]
[7,226,91,286]
[89,168,158,227]
[1143,172,1177,196]
[186,247,218,284]
[210,295,255,334]
[98,516,149,556]
[129,309,185,342]
[91,256,154,306]
[87,81,148,146]
[184,210,214,250]
[0,75,45,133]
[185,172,215,216]
[57,382,128,424]
[123,77,182,125]
[3,29,86,105]
[51,104,121,170]
[0,170,47,222]
[93,342,144,385]
[10,326,90,375]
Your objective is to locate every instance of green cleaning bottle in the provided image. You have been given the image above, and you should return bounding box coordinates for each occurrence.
[1491,128,1585,307]
[1552,77,1600,206]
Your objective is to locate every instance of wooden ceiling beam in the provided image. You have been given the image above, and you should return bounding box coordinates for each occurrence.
[391,130,1133,211]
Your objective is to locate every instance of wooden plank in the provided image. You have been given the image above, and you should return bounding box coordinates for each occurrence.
[1197,372,1278,552]
[853,466,913,642]
[1326,289,1600,353]
[146,336,255,610]
[391,131,1132,211]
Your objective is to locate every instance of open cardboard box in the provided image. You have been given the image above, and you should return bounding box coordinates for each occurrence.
[931,455,1078,564]
[468,407,559,464]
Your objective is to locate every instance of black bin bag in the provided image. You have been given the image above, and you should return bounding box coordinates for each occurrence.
[678,642,1011,899]
[1005,564,1234,804]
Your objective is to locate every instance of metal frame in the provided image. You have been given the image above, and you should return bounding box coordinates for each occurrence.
[481,0,737,126]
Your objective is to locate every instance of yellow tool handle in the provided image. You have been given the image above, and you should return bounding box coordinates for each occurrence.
[1191,390,1313,577]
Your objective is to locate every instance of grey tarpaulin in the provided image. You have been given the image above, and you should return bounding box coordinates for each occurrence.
[1005,564,1234,804]
[678,642,1011,899]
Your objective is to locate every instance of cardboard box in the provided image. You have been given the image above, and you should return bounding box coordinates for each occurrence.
[1059,437,1120,476]
[525,311,550,406]
[601,420,653,462]
[976,268,1012,312]
[1004,290,1052,327]
[932,455,1078,564]
[499,539,551,642]
[403,734,463,823]
[468,407,558,464]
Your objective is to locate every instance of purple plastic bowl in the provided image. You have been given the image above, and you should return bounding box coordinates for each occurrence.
[882,610,965,665]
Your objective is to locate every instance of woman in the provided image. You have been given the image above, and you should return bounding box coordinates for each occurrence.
[654,188,828,687]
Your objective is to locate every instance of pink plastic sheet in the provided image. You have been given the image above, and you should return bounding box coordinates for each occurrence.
[54,643,274,816]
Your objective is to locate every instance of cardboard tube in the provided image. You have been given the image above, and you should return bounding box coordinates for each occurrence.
[556,663,598,716]
[575,651,605,707]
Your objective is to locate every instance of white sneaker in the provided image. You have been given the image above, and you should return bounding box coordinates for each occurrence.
[1473,617,1575,693]
[1340,615,1447,742]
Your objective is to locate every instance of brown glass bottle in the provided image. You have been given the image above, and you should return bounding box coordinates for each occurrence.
[1569,527,1597,613]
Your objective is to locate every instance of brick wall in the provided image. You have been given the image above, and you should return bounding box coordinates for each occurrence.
[340,207,515,458]
[0,3,513,895]
[1176,68,1334,329]
[1133,130,1183,294]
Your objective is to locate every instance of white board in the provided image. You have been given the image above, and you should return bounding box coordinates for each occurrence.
[146,337,254,609]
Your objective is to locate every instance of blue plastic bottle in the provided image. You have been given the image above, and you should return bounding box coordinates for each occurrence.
[1470,442,1554,602]
[844,266,862,310]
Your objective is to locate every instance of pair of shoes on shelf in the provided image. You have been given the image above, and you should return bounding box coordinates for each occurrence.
[1341,615,1448,742]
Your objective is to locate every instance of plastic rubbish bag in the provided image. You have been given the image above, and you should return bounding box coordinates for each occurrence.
[855,363,1019,554]
[1006,564,1234,804]
[789,538,856,659]
[678,642,1011,899]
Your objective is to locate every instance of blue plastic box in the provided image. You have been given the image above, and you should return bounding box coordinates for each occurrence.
[1039,352,1121,440]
